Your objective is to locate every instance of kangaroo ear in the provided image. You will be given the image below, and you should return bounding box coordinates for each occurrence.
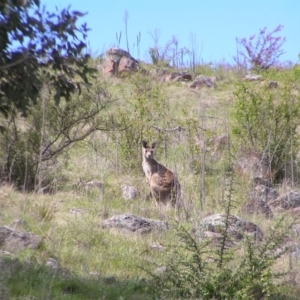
[142,140,148,148]
[151,141,158,149]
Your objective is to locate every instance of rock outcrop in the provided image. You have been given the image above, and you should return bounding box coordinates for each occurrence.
[102,48,139,76]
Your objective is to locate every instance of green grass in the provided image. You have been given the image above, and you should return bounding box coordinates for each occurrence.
[5,257,150,300]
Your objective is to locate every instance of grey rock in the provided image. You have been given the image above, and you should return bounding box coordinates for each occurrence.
[0,226,42,253]
[101,214,168,234]
[192,214,263,246]
[269,190,300,211]
[121,185,137,200]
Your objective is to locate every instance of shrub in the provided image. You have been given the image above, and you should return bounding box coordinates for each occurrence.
[148,212,297,299]
[234,25,286,71]
[231,82,300,182]
[0,80,112,191]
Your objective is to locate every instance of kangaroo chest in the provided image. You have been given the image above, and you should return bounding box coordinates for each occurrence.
[142,161,152,181]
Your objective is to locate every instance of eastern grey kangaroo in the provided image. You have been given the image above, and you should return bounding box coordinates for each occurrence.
[142,140,181,207]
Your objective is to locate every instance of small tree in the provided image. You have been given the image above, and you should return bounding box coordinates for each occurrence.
[0,0,95,119]
[234,25,286,71]
[0,1,112,190]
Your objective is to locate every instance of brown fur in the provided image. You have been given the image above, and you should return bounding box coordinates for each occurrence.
[142,141,181,207]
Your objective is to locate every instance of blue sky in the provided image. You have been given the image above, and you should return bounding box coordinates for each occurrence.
[43,0,299,64]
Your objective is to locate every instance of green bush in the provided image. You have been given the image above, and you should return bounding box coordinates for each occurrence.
[231,82,300,182]
[148,215,297,300]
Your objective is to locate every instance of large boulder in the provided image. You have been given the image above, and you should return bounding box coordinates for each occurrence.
[192,213,263,246]
[101,214,168,234]
[0,226,42,253]
[102,48,139,76]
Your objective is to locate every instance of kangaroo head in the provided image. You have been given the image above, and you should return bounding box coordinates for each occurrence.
[142,140,157,159]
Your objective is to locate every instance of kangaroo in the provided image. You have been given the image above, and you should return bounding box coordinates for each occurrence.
[142,140,181,207]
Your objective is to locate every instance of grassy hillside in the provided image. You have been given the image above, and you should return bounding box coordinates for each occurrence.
[1,60,300,299]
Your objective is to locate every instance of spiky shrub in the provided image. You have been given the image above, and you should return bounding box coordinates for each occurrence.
[231,82,300,182]
[147,192,298,299]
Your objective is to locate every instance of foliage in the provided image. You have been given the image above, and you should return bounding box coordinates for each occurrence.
[231,82,300,182]
[148,205,297,299]
[0,81,113,191]
[0,0,96,119]
[234,25,286,71]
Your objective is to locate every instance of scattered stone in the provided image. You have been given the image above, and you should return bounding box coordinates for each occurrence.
[101,214,168,234]
[189,75,216,88]
[269,190,300,211]
[0,226,42,253]
[121,185,137,200]
[192,213,263,246]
